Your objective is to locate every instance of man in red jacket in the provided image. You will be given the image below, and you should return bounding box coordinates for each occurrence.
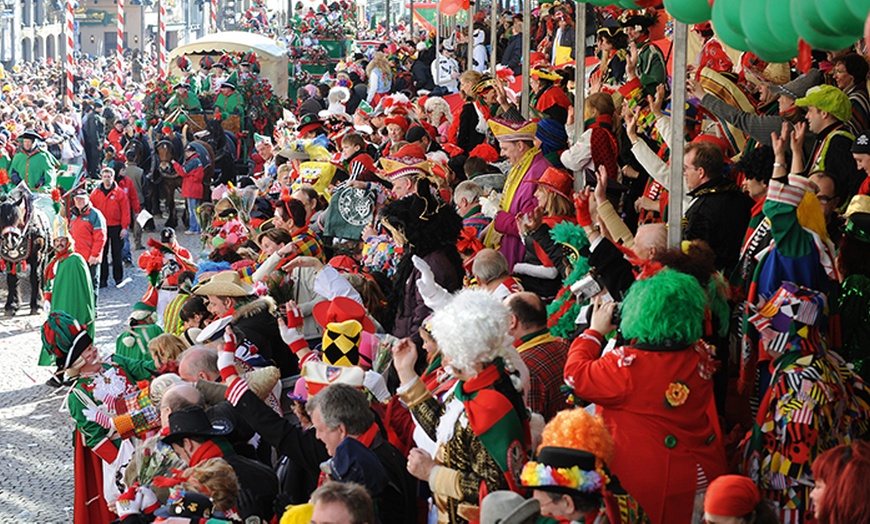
[69,187,107,300]
[90,167,130,288]
[172,144,205,234]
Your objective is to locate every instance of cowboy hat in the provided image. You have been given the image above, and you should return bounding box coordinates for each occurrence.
[193,270,253,297]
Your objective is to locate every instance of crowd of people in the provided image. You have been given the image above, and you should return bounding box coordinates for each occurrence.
[7,1,870,523]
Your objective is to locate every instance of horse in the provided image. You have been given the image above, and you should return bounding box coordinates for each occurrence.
[153,138,186,229]
[196,117,237,187]
[0,184,52,316]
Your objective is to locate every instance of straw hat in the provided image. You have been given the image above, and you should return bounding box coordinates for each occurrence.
[193,270,253,297]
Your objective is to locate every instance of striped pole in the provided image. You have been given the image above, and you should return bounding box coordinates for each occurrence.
[158,0,166,78]
[211,0,217,32]
[65,0,74,109]
[116,0,125,87]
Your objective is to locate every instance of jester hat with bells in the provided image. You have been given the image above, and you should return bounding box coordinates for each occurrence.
[42,311,93,373]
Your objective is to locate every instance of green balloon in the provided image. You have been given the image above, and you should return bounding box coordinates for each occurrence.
[747,41,798,63]
[740,0,786,54]
[712,0,747,51]
[818,0,864,35]
[791,5,860,50]
[721,0,745,40]
[794,0,840,36]
[663,0,711,25]
[844,0,870,20]
[617,0,639,8]
[766,0,801,50]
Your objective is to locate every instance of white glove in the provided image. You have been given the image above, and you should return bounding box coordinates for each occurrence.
[412,255,451,311]
[43,300,51,311]
[115,485,159,517]
[218,326,237,380]
[363,370,391,403]
[479,191,501,219]
[83,404,115,431]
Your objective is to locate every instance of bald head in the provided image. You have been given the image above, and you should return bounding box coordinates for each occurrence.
[160,383,205,429]
[472,248,510,287]
[633,223,667,261]
[178,346,220,383]
[505,292,548,338]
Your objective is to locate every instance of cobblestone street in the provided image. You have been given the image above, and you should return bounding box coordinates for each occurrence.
[0,225,200,522]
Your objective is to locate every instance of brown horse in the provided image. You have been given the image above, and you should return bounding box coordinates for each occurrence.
[153,138,215,229]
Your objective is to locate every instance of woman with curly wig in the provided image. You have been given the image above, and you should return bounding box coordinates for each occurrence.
[380,178,464,375]
[393,288,530,523]
[564,269,727,524]
[424,96,452,141]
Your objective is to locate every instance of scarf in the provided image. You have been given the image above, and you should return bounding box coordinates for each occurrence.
[454,359,527,493]
[514,328,557,354]
[500,147,540,213]
[188,439,225,467]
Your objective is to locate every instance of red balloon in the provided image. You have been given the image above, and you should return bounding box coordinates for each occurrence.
[439,0,461,15]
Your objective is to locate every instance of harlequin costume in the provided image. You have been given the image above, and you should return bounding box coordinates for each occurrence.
[398,290,530,523]
[564,269,727,524]
[738,176,870,524]
[38,218,95,367]
[42,312,157,524]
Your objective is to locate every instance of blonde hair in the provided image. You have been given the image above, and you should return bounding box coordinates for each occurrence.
[183,458,240,513]
[460,70,483,101]
[797,190,830,243]
[366,52,393,80]
[148,333,187,367]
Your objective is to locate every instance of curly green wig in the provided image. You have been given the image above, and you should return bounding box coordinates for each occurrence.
[620,269,706,348]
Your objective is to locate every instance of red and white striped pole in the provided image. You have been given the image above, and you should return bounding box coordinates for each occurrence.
[158,0,166,78]
[65,0,74,108]
[116,0,125,87]
[211,0,217,32]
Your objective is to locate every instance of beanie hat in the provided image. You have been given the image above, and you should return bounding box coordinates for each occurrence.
[535,118,568,152]
[130,286,159,322]
[620,268,706,348]
[703,475,761,517]
[852,130,870,155]
[42,311,93,371]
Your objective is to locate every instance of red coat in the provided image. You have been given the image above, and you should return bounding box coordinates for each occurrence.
[115,175,141,214]
[90,184,131,229]
[172,154,205,199]
[69,206,107,261]
[565,330,726,524]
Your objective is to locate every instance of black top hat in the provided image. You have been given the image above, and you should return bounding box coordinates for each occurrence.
[219,81,236,90]
[174,82,190,90]
[523,447,602,495]
[162,405,233,446]
[18,130,41,142]
[296,113,325,134]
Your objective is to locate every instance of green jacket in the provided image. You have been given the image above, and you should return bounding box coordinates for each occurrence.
[115,323,164,365]
[10,147,58,190]
[637,40,666,97]
[215,92,244,116]
[39,251,96,366]
[165,90,202,111]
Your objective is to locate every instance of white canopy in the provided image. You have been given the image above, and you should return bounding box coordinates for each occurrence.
[168,31,288,98]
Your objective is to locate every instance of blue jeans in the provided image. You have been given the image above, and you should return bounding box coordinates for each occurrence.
[121,234,131,262]
[187,198,201,232]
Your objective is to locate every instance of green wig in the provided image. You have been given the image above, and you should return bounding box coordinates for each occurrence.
[620,269,706,348]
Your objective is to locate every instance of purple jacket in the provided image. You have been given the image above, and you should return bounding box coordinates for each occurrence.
[493,152,552,269]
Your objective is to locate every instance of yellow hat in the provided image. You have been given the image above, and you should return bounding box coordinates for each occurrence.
[845,194,870,217]
[378,155,431,182]
[488,118,537,142]
[530,67,562,82]
[52,215,70,239]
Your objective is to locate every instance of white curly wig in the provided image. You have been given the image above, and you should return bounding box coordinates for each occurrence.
[429,288,519,378]
[424,96,452,125]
